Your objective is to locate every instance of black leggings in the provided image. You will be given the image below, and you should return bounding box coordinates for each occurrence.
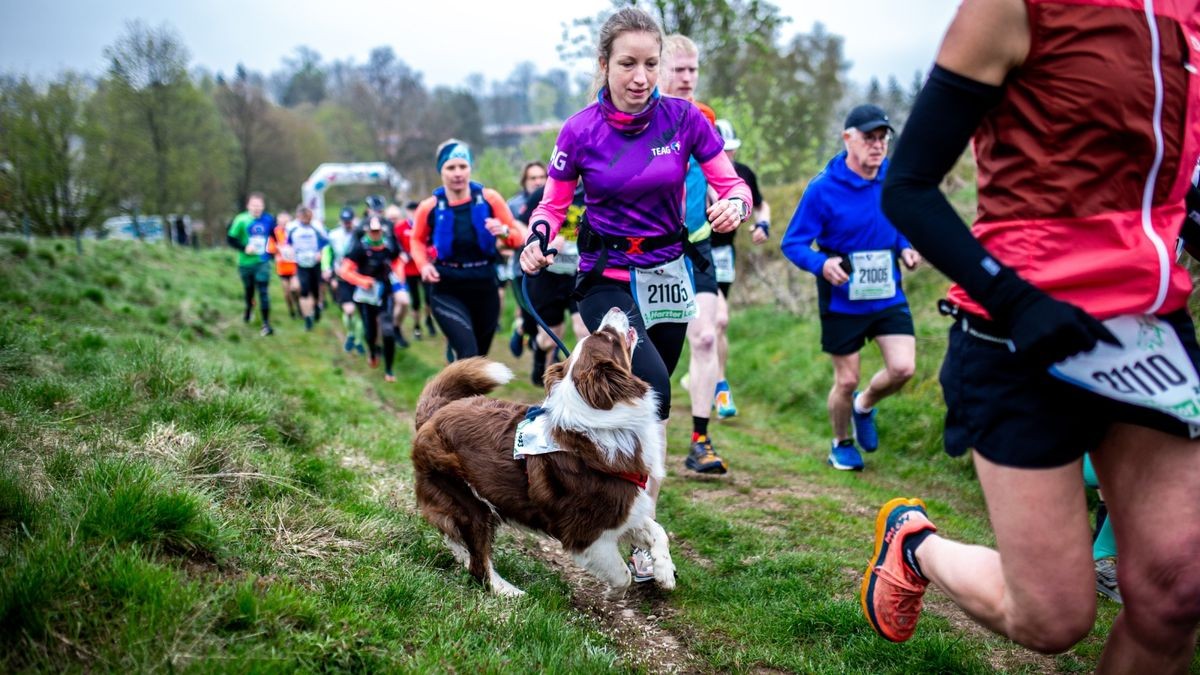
[576,278,688,420]
[358,290,396,371]
[430,280,500,362]
[239,264,270,323]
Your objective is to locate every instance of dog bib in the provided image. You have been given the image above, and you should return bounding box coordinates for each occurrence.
[630,256,698,328]
[848,250,896,301]
[513,414,560,459]
[353,281,384,306]
[1050,314,1200,427]
[712,245,735,284]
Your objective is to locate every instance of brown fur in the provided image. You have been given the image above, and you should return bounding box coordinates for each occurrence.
[411,327,655,592]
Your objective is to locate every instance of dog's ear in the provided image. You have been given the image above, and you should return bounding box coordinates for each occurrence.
[573,355,649,410]
[543,361,567,393]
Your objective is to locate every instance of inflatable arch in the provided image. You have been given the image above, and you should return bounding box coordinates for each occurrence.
[301,162,408,221]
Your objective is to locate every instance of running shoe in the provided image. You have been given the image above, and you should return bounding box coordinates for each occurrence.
[243,307,252,323]
[828,439,864,471]
[509,328,524,358]
[384,372,396,383]
[628,546,654,583]
[355,342,366,355]
[685,436,728,474]
[343,334,356,352]
[714,380,738,419]
[260,324,274,337]
[852,391,879,452]
[445,344,455,363]
[396,331,409,349]
[1095,557,1122,604]
[413,327,422,341]
[861,497,936,642]
[368,354,379,369]
[304,316,314,331]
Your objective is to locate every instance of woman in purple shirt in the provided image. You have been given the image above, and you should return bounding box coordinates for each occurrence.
[519,8,750,536]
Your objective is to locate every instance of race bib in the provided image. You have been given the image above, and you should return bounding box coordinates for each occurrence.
[848,249,896,301]
[547,241,580,276]
[353,281,383,306]
[513,414,561,459]
[280,245,297,263]
[631,256,698,328]
[712,245,735,283]
[1050,314,1200,427]
[247,235,267,256]
[296,249,319,267]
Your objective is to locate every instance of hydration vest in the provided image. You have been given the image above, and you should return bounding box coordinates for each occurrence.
[432,181,494,261]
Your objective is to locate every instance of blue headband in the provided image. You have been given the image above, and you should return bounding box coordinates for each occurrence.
[436,142,472,172]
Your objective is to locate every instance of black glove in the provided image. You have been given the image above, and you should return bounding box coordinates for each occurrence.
[985,268,1120,367]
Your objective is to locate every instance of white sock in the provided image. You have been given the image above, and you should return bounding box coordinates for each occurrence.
[853,394,873,415]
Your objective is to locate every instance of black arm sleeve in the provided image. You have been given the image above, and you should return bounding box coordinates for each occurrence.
[881,65,1042,324]
[226,233,241,251]
[1182,183,1200,250]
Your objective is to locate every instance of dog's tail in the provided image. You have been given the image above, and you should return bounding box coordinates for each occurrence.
[415,357,514,430]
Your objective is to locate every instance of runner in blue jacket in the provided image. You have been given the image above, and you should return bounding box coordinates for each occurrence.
[781,104,921,471]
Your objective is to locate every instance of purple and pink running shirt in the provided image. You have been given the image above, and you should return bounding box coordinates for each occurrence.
[532,96,750,276]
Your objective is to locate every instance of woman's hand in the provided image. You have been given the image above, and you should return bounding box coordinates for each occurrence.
[519,237,553,275]
[420,263,441,284]
[708,198,746,233]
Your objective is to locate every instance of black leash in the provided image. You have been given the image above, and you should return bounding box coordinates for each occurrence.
[520,221,571,359]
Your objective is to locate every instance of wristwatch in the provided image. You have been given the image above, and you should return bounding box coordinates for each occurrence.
[730,197,750,222]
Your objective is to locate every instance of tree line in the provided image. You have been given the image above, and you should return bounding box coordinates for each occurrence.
[0,4,921,248]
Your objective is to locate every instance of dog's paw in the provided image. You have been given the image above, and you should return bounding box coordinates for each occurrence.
[491,583,526,598]
[654,558,677,591]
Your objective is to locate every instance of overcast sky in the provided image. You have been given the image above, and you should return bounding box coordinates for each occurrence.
[0,1,960,91]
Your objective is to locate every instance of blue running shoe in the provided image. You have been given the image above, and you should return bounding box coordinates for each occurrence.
[714,380,737,419]
[355,341,366,355]
[852,391,879,452]
[343,334,355,352]
[509,328,524,358]
[828,439,864,471]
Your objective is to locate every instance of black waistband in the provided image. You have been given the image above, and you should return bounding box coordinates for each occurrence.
[577,224,686,255]
[938,300,1011,345]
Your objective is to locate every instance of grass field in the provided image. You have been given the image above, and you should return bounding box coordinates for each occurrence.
[0,236,1196,673]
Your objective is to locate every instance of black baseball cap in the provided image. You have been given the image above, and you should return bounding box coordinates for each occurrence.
[339,207,354,221]
[844,104,894,133]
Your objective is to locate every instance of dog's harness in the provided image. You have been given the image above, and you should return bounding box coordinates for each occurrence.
[516,407,648,489]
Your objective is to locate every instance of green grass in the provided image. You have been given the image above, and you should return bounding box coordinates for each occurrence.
[0,236,1195,672]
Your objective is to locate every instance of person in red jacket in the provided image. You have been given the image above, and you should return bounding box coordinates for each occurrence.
[861,0,1200,670]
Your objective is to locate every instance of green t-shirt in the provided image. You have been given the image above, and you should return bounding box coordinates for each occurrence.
[228,211,274,267]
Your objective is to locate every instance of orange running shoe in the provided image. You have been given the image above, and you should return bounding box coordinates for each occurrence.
[861,497,936,642]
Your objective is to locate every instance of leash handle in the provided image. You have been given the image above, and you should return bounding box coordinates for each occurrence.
[530,220,558,265]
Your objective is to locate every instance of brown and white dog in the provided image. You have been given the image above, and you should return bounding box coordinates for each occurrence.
[411,307,674,596]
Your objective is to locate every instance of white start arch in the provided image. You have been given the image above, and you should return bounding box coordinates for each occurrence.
[301,162,408,221]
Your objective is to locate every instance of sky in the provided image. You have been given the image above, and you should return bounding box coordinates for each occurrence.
[0,0,960,91]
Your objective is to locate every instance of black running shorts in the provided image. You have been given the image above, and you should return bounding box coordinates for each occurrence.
[940,310,1200,468]
[690,238,719,295]
[820,304,914,356]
